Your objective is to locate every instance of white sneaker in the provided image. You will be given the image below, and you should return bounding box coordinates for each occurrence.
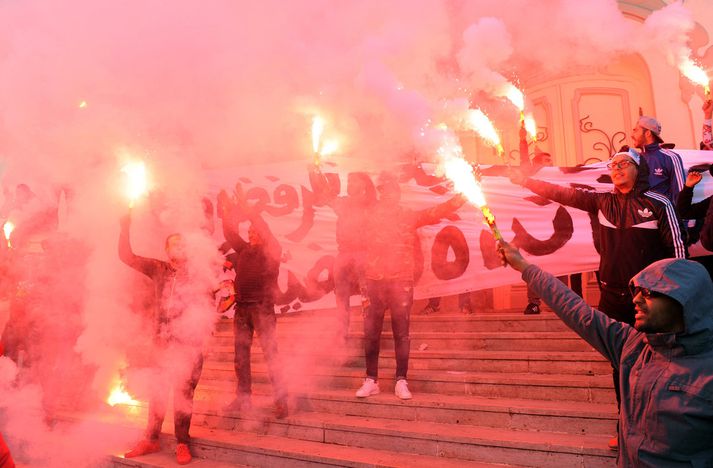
[394,379,412,400]
[355,378,380,398]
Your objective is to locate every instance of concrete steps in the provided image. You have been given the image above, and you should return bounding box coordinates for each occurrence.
[211,330,596,352]
[199,410,615,467]
[95,297,619,467]
[190,386,617,436]
[204,349,611,376]
[197,365,614,404]
[110,421,516,468]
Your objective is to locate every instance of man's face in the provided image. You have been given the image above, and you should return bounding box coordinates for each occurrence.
[631,125,649,147]
[608,154,638,191]
[632,287,685,334]
[165,234,186,264]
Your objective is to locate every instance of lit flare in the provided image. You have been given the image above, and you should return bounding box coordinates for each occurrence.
[3,221,14,248]
[311,115,340,165]
[465,109,504,157]
[501,83,524,111]
[121,161,149,208]
[311,116,325,166]
[524,113,538,141]
[439,144,503,241]
[679,58,710,96]
[311,116,325,155]
[107,380,139,407]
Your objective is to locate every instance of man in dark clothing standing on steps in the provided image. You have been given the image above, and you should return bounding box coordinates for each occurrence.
[119,213,204,465]
[309,167,376,345]
[219,185,288,419]
[500,243,713,467]
[509,148,685,450]
[355,171,466,401]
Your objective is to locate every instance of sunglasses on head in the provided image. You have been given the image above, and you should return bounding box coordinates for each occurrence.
[629,285,661,299]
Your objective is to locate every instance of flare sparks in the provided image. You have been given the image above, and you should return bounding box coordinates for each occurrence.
[465,109,504,158]
[438,138,503,241]
[120,160,149,208]
[311,115,339,166]
[3,221,14,248]
[679,58,710,97]
[107,380,139,407]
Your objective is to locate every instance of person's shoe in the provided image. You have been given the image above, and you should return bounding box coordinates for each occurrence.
[523,303,541,315]
[355,378,380,398]
[608,435,619,451]
[418,304,439,315]
[124,439,161,458]
[176,443,192,465]
[394,379,413,400]
[274,398,289,419]
[223,394,252,413]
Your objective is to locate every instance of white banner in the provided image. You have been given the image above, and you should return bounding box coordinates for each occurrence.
[206,150,713,310]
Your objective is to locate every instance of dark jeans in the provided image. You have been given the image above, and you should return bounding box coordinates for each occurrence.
[233,301,287,402]
[146,351,203,444]
[333,251,366,341]
[598,287,636,410]
[364,279,413,381]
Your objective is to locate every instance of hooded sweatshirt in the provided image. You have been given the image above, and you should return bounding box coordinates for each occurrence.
[524,258,713,467]
[522,158,685,290]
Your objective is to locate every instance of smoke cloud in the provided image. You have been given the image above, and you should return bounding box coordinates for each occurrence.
[0,1,703,466]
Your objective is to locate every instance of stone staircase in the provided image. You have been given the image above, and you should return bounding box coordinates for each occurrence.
[108,296,618,467]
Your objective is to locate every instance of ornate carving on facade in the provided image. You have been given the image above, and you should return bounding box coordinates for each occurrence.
[579,114,626,163]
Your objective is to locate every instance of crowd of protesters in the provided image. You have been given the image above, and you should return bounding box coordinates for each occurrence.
[2,101,713,466]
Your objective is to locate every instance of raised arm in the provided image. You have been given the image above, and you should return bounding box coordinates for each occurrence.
[510,167,599,214]
[414,193,466,228]
[249,212,282,261]
[519,125,530,168]
[676,171,709,219]
[702,99,712,151]
[308,165,340,208]
[218,188,248,255]
[118,213,162,278]
[499,241,634,366]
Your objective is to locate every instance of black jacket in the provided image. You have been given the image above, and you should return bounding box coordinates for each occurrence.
[222,213,280,304]
[118,221,189,335]
[523,164,685,290]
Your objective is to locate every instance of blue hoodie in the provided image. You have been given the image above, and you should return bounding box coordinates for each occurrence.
[524,258,713,467]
